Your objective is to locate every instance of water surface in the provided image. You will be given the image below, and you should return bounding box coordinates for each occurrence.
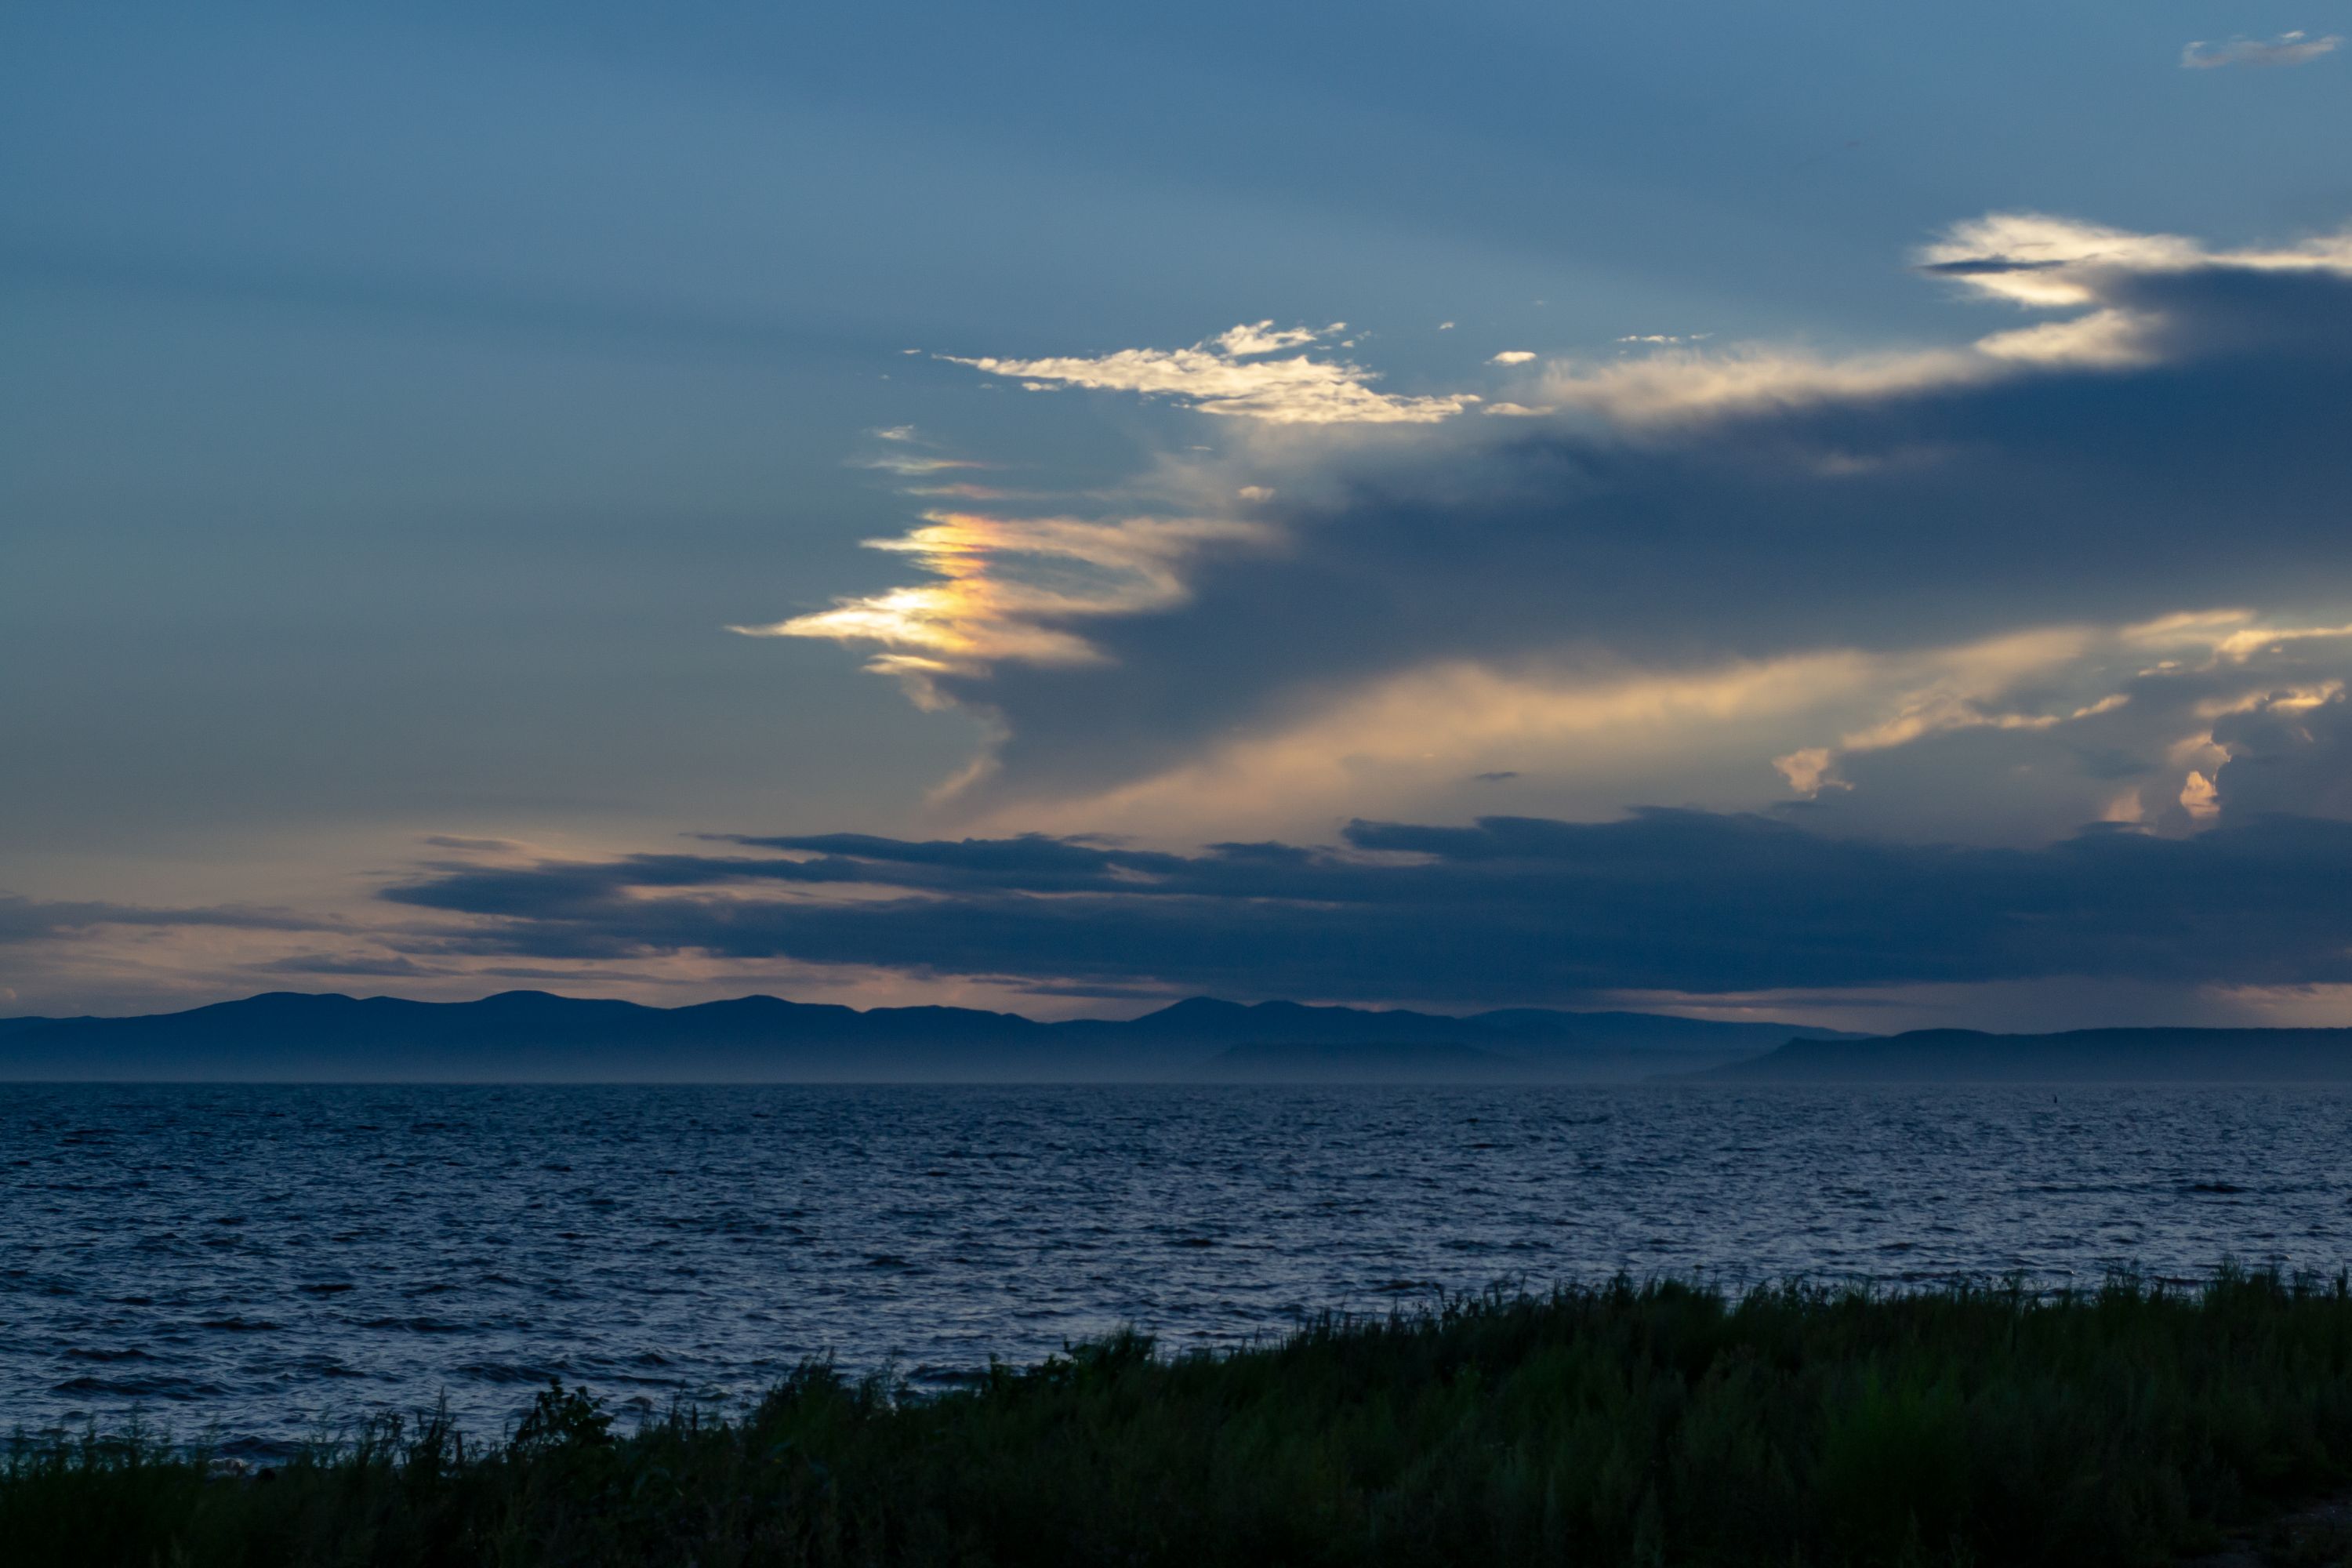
[4,1083,2347,1448]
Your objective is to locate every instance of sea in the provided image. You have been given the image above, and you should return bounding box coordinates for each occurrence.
[5,1082,2350,1452]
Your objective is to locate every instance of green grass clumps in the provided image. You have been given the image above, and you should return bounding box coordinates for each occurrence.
[10,1269,2352,1566]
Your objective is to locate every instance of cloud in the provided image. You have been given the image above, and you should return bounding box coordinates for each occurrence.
[941,321,1476,424]
[0,895,326,946]
[2212,690,2352,820]
[2181,31,2341,69]
[853,448,996,478]
[1214,321,1341,355]
[752,211,2352,824]
[976,645,1888,844]
[1490,350,1537,365]
[378,811,2352,1004]
[1763,614,2352,844]
[728,510,1269,700]
[1916,211,2352,310]
[256,953,448,978]
[935,612,2352,851]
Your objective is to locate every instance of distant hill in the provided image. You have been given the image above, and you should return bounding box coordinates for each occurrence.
[0,990,1862,1083]
[1711,1027,2352,1083]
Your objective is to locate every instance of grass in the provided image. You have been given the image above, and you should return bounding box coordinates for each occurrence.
[9,1269,2352,1566]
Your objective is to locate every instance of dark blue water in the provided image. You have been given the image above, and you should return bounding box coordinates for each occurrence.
[5,1083,2349,1449]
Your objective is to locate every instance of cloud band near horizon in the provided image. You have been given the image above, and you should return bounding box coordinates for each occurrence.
[363,809,2352,1007]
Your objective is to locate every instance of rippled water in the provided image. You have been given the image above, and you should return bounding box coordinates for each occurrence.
[5,1083,2350,1449]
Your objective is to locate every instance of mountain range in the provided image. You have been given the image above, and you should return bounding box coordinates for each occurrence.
[10,994,2350,1083]
[1715,1027,2352,1083]
[0,991,1860,1083]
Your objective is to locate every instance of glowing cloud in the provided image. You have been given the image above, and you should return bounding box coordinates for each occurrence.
[1519,212,2352,428]
[1215,320,1341,354]
[1918,212,2352,309]
[1490,350,1537,365]
[1768,613,2352,833]
[970,611,2352,851]
[942,322,1475,424]
[729,511,1267,700]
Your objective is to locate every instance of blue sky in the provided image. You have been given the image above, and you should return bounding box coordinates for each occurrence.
[5,2,2352,1025]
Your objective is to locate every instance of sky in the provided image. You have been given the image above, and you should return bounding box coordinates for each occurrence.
[5,1,2352,1029]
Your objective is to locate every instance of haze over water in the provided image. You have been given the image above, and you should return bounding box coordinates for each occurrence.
[6,1082,2347,1450]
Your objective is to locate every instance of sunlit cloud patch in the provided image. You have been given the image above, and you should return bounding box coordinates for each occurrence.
[728,510,1267,700]
[941,320,1478,423]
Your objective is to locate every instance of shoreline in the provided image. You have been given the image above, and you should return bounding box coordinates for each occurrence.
[10,1269,2352,1565]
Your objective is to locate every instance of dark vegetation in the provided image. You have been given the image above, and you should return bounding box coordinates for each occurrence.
[10,1271,2352,1566]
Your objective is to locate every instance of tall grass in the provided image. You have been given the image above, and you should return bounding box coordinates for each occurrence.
[9,1269,2352,1565]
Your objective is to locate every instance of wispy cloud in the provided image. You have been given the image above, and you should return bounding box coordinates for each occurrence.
[0,895,327,946]
[2181,31,2341,69]
[853,452,993,477]
[1490,350,1537,365]
[728,510,1268,699]
[942,321,1476,424]
[1214,321,1338,355]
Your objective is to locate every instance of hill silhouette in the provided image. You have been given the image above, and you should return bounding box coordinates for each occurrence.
[0,991,1857,1083]
[1712,1026,2352,1082]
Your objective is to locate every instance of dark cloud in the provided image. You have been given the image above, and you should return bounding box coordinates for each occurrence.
[699,831,1193,882]
[379,811,2352,1004]
[2214,693,2352,822]
[1915,257,2069,277]
[902,256,2352,804]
